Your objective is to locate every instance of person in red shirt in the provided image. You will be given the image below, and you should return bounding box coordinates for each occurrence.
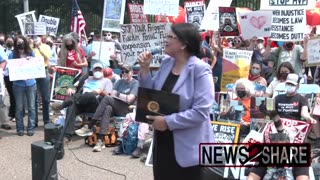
[58,33,87,71]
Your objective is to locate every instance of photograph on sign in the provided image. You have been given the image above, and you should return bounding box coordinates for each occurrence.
[219,7,239,36]
[143,0,179,17]
[102,0,126,32]
[239,10,272,40]
[38,15,60,35]
[15,11,37,35]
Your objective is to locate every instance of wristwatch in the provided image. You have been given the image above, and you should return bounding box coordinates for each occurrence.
[116,92,120,97]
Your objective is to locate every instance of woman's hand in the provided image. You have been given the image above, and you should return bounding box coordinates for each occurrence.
[307,117,317,124]
[138,51,152,68]
[146,115,168,131]
[67,88,75,96]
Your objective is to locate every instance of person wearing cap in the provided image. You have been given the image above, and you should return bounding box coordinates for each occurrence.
[103,67,120,84]
[77,63,139,152]
[63,62,113,144]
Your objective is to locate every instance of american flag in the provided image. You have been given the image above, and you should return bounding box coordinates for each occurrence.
[71,0,86,41]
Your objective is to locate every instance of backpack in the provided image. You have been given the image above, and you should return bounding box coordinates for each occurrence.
[121,123,139,155]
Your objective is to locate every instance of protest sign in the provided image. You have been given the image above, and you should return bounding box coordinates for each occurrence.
[219,7,239,36]
[7,57,46,81]
[15,11,37,35]
[200,0,232,31]
[127,3,149,24]
[221,49,253,92]
[211,121,240,144]
[50,66,81,102]
[270,8,307,41]
[143,0,179,16]
[38,15,60,35]
[260,0,316,10]
[239,10,272,40]
[24,22,47,36]
[184,1,205,29]
[307,36,320,66]
[264,118,311,143]
[101,0,126,32]
[120,23,171,66]
[91,41,115,67]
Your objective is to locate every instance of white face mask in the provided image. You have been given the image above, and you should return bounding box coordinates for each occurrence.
[257,43,264,49]
[93,71,103,79]
[285,84,296,94]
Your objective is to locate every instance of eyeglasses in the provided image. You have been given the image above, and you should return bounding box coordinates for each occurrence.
[166,35,179,40]
[233,39,241,44]
[122,70,129,74]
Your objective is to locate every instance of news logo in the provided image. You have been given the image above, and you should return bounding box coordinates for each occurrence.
[199,143,311,167]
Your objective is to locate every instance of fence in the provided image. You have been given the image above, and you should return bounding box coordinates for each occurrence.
[0,0,260,36]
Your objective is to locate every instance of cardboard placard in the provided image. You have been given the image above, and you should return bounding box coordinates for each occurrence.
[219,7,239,37]
[38,15,60,35]
[101,0,126,32]
[307,36,320,66]
[50,66,81,102]
[119,23,170,66]
[260,0,317,10]
[211,121,240,144]
[7,57,46,81]
[270,8,307,41]
[15,11,37,36]
[127,3,149,24]
[184,1,205,29]
[143,0,179,16]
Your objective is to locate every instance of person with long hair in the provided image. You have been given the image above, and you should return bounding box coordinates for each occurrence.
[138,23,215,180]
[8,35,36,136]
[58,33,87,71]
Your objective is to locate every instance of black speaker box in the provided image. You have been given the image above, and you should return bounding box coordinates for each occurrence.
[31,141,58,180]
[44,123,64,160]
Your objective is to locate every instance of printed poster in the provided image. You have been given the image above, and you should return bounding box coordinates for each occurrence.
[143,0,179,17]
[260,0,316,10]
[119,23,171,66]
[24,22,47,36]
[38,15,60,35]
[101,0,126,32]
[239,10,273,40]
[184,1,205,29]
[50,66,81,102]
[200,0,232,31]
[127,3,149,24]
[219,7,239,36]
[15,11,37,36]
[7,57,46,81]
[221,49,253,92]
[270,8,307,41]
[211,121,240,144]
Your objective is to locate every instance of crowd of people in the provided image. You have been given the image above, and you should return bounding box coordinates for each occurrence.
[0,21,320,180]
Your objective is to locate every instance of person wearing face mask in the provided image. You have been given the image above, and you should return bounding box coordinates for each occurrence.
[265,62,295,98]
[45,36,58,66]
[61,62,113,144]
[264,39,305,76]
[4,36,14,56]
[255,37,265,54]
[233,78,255,137]
[274,73,317,124]
[74,64,139,152]
[248,61,267,87]
[0,33,5,48]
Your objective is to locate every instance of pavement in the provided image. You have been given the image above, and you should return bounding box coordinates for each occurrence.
[0,118,153,180]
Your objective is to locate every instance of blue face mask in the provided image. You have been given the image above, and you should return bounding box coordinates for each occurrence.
[276,41,284,47]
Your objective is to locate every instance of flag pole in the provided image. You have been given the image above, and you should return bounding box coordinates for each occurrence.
[82,28,88,46]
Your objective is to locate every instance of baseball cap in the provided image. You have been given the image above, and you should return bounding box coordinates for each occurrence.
[285,73,299,86]
[257,37,264,41]
[103,67,113,79]
[121,64,132,71]
[92,63,103,70]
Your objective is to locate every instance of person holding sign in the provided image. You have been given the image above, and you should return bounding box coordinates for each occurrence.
[8,35,36,136]
[138,23,215,180]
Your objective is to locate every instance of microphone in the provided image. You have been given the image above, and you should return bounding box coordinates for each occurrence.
[135,46,163,65]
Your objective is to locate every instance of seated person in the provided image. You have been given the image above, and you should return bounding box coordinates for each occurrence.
[248,73,317,180]
[63,63,113,143]
[103,67,121,84]
[76,64,139,152]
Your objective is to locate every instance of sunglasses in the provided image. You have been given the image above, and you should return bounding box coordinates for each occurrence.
[122,70,129,74]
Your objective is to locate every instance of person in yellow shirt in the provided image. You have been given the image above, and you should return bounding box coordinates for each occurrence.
[32,36,51,127]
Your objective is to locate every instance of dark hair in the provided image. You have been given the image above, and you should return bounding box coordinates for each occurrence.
[251,60,264,76]
[171,23,201,56]
[13,35,33,58]
[276,61,295,80]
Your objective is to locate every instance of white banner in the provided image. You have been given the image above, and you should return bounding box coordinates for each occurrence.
[38,15,60,35]
[24,22,47,36]
[260,0,317,10]
[91,41,115,67]
[199,0,232,31]
[15,11,37,36]
[307,37,320,66]
[101,0,126,32]
[143,0,179,16]
[239,10,272,40]
[7,57,46,81]
[120,23,171,66]
[270,9,306,41]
